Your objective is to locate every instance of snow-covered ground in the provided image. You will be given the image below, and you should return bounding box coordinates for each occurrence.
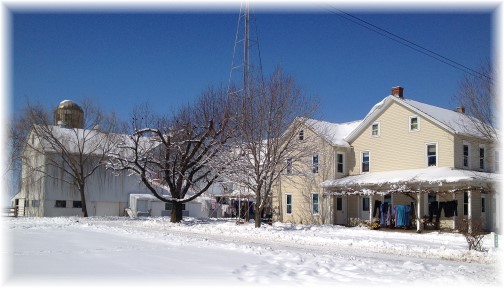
[2,216,502,287]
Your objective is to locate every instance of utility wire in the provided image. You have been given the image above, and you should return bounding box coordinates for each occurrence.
[326,6,493,82]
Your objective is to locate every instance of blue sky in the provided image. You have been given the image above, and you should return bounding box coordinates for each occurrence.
[9,4,494,124]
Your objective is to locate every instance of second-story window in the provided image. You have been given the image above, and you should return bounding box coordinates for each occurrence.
[337,153,344,173]
[286,158,293,174]
[480,146,486,170]
[427,144,437,166]
[312,154,319,174]
[298,129,304,141]
[361,151,370,173]
[463,144,469,168]
[312,193,319,214]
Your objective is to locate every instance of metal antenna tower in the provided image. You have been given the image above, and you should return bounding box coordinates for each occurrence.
[227,2,264,98]
[227,2,264,223]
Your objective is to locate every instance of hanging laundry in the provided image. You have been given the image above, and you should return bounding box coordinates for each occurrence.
[394,205,411,228]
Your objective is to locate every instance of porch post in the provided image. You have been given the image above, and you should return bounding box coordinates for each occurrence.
[416,193,422,232]
[369,194,374,224]
[468,190,472,234]
[452,193,457,230]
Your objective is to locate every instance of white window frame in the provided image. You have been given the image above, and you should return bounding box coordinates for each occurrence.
[479,144,486,171]
[409,115,420,132]
[298,129,304,141]
[286,158,293,175]
[426,143,438,167]
[312,193,319,215]
[336,152,344,174]
[463,141,470,168]
[361,151,370,173]
[312,154,319,174]
[362,197,370,212]
[286,194,293,215]
[371,122,380,137]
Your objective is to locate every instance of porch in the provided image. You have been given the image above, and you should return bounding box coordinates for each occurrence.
[322,167,499,233]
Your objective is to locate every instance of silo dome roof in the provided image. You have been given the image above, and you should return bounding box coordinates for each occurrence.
[57,100,83,111]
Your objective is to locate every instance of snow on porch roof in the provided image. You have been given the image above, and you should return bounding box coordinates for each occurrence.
[321,167,499,194]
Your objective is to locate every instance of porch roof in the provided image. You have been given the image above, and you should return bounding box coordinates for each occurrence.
[321,167,499,195]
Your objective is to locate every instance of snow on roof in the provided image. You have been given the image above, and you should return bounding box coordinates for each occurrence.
[31,125,158,157]
[321,167,499,194]
[403,98,489,138]
[357,95,491,140]
[305,118,362,147]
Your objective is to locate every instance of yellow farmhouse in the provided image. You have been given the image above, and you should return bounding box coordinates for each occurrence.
[273,86,500,233]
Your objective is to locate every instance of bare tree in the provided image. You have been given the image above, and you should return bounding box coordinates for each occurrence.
[453,63,498,142]
[10,99,122,217]
[108,87,233,223]
[226,67,318,228]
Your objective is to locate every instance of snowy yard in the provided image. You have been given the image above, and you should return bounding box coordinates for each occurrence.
[2,216,501,287]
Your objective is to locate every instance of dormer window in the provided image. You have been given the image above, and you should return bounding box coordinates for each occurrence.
[298,129,304,141]
[410,116,419,131]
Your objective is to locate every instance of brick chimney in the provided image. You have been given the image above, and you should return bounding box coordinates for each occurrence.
[456,106,465,113]
[391,86,404,98]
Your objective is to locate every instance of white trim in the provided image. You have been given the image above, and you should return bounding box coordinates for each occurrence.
[425,142,438,167]
[462,141,471,169]
[312,153,319,174]
[371,121,380,137]
[312,193,319,215]
[285,193,293,215]
[409,115,420,132]
[361,151,370,173]
[479,144,486,171]
[336,152,345,175]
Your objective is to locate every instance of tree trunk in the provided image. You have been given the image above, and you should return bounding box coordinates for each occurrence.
[79,184,88,217]
[254,205,262,228]
[171,202,183,223]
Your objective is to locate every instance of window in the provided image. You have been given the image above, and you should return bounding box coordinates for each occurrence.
[312,193,319,214]
[371,122,380,137]
[362,197,370,212]
[73,201,82,208]
[361,151,370,173]
[494,150,499,171]
[165,203,186,210]
[337,153,344,173]
[298,129,304,141]
[479,146,485,170]
[336,197,343,211]
[427,144,437,166]
[481,197,486,213]
[286,194,292,214]
[312,154,319,174]
[286,158,293,174]
[55,200,66,208]
[24,200,29,207]
[31,200,40,207]
[410,116,419,131]
[384,194,392,204]
[463,144,469,168]
[463,192,469,216]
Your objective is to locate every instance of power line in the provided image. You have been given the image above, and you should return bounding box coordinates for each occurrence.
[326,6,493,82]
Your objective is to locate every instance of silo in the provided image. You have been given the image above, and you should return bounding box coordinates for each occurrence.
[54,100,84,129]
